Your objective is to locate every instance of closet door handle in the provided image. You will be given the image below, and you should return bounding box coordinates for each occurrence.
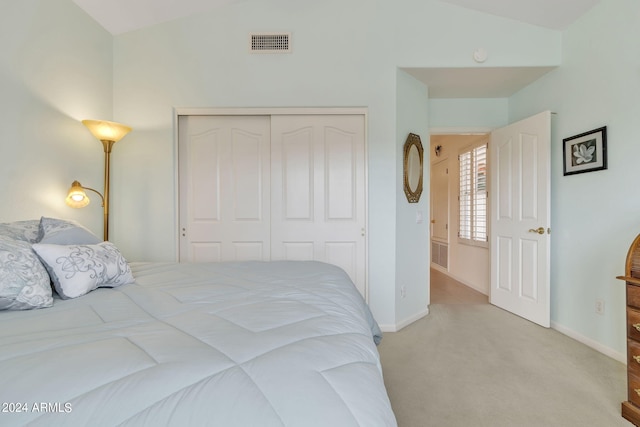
[633,323,640,332]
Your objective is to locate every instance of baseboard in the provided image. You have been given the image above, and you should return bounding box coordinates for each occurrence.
[551,320,626,364]
[378,323,395,332]
[379,308,430,333]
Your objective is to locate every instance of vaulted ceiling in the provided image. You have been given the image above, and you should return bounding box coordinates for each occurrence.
[72,0,600,98]
[73,0,599,35]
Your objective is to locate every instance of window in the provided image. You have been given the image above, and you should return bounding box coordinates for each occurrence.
[459,142,488,245]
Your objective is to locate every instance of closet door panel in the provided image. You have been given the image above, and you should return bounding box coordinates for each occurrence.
[232,130,264,220]
[326,128,356,220]
[282,129,313,220]
[192,243,222,262]
[233,242,264,261]
[283,242,314,260]
[179,115,271,262]
[325,241,357,283]
[190,129,221,221]
[271,114,366,296]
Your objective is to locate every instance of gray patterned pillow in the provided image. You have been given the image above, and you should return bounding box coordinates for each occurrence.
[0,220,40,243]
[0,236,53,310]
[38,217,102,245]
[32,242,134,299]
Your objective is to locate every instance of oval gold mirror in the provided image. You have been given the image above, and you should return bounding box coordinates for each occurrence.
[403,133,424,203]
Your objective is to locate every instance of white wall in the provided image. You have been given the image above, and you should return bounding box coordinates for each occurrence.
[110,0,563,328]
[508,0,640,359]
[429,98,509,130]
[0,0,113,234]
[395,70,430,328]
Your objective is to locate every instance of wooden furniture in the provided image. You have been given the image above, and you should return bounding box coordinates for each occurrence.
[617,233,640,425]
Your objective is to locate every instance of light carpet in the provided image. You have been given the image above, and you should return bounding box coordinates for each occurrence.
[378,298,630,426]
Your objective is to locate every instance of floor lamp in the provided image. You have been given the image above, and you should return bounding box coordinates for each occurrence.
[65,120,132,241]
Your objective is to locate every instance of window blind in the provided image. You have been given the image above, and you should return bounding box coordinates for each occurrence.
[459,143,487,244]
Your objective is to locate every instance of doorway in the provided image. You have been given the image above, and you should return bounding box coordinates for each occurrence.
[429,133,491,298]
[428,112,551,327]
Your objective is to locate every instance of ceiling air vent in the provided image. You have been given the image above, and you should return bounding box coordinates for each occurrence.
[250,32,291,53]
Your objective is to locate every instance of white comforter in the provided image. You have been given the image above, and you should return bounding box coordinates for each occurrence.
[0,261,396,426]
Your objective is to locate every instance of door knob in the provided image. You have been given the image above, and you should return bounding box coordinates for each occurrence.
[528,227,545,235]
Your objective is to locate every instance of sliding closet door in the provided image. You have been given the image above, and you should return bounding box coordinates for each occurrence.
[271,115,367,296]
[178,115,271,262]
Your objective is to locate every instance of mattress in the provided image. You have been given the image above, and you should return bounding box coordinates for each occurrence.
[0,260,396,426]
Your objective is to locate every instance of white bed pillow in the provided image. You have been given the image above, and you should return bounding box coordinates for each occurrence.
[0,236,53,310]
[38,217,102,245]
[32,242,134,299]
[0,219,40,243]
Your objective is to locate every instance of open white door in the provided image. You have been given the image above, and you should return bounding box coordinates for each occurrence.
[490,111,551,327]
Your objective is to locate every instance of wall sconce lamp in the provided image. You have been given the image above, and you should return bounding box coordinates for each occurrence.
[65,181,104,208]
[65,119,132,241]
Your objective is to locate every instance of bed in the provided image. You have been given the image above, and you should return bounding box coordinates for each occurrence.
[0,218,397,426]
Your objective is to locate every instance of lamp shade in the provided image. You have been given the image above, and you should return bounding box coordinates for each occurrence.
[65,181,90,208]
[82,119,132,143]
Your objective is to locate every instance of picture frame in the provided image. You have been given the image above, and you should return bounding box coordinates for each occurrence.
[402,133,424,203]
[562,126,607,176]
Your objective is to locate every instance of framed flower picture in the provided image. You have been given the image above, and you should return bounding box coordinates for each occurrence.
[563,126,607,176]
